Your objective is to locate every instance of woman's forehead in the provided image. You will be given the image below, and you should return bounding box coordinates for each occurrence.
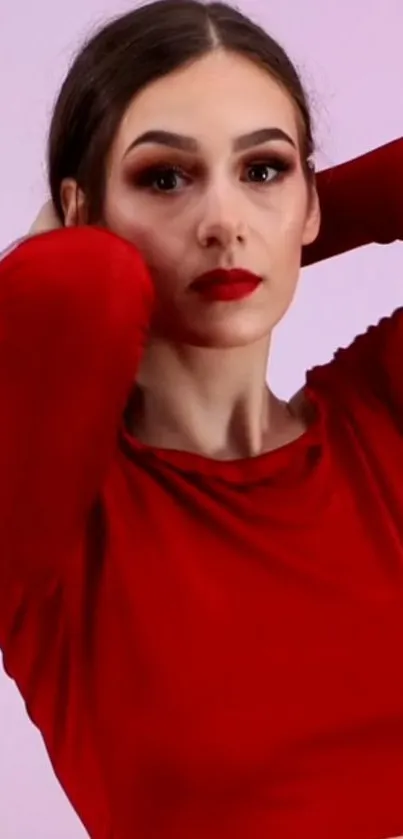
[114,52,299,154]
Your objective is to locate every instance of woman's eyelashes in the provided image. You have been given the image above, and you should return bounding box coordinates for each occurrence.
[135,164,192,193]
[130,154,293,195]
[242,157,292,185]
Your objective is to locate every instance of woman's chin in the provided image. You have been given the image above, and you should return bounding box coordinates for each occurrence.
[152,302,279,349]
[178,319,273,350]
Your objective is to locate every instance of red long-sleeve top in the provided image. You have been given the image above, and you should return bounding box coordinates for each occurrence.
[1,140,403,839]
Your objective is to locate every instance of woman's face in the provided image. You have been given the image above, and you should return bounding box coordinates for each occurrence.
[102,50,320,348]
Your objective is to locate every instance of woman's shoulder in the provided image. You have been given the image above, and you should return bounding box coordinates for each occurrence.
[287,308,403,472]
[303,307,403,412]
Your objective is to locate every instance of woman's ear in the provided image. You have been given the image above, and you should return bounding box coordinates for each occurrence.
[302,182,321,247]
[60,178,87,227]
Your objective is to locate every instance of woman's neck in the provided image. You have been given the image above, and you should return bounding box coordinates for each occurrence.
[132,337,305,460]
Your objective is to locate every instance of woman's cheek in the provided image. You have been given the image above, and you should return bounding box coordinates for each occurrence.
[104,191,194,279]
[107,212,163,263]
[142,223,190,274]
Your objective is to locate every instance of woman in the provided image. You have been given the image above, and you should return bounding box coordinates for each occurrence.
[1,1,402,838]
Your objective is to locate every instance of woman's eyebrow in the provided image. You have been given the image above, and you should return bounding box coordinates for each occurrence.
[234,127,296,151]
[123,126,296,158]
[124,130,197,156]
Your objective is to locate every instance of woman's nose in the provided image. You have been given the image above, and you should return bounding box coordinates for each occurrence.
[196,192,247,250]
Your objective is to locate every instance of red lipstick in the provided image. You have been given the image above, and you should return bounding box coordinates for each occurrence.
[190,268,262,302]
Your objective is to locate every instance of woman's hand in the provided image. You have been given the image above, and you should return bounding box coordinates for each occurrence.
[28,200,62,236]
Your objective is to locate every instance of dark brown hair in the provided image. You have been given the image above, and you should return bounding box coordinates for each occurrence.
[48,0,315,223]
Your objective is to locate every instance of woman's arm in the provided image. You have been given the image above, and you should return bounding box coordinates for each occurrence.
[302,137,403,266]
[0,226,153,646]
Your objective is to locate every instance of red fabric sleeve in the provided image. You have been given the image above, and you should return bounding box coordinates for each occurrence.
[0,227,153,645]
[311,306,403,426]
[303,137,403,266]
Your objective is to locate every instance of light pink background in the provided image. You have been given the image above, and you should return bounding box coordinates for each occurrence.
[0,0,402,836]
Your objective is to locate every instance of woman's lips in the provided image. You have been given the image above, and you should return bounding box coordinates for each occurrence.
[190,268,262,302]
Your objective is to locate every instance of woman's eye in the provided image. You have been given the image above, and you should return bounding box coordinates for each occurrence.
[138,166,189,193]
[244,161,286,184]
